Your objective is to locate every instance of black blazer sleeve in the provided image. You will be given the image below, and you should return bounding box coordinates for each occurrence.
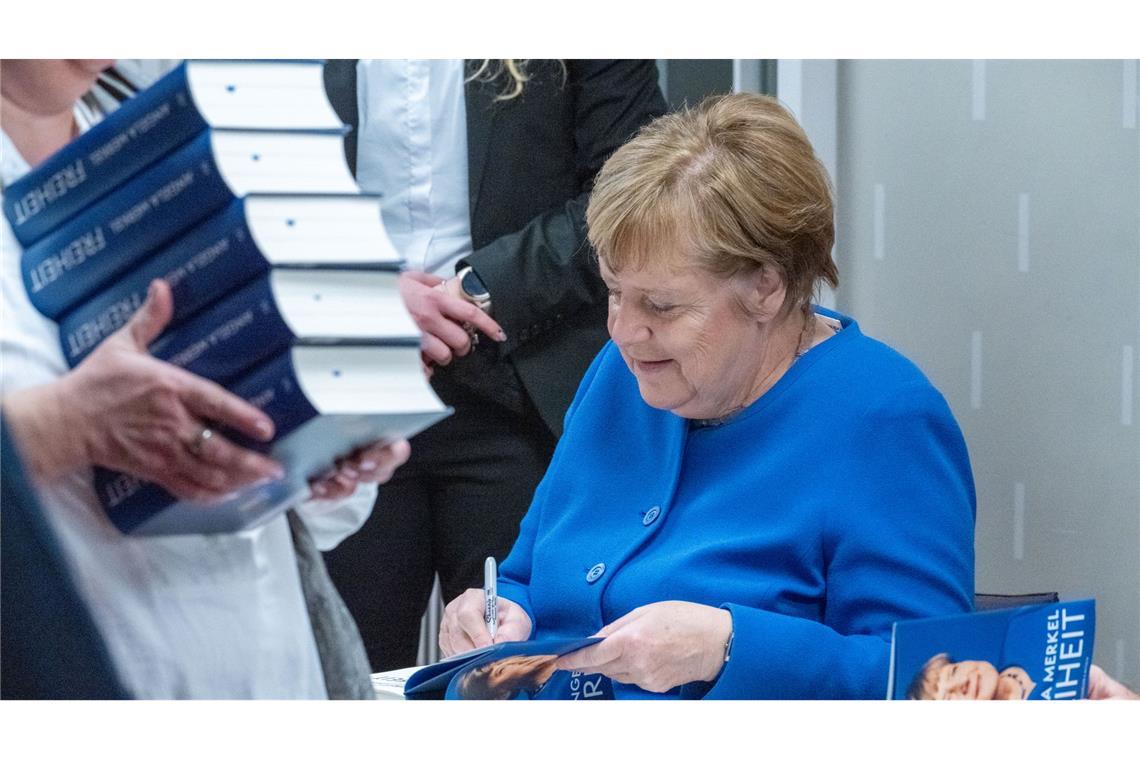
[458,60,667,357]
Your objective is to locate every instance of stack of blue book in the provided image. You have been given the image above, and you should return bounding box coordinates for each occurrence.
[5,60,449,536]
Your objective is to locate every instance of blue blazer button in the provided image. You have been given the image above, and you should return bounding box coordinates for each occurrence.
[642,506,661,526]
[586,563,606,583]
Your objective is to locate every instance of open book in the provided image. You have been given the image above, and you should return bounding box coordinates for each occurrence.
[888,598,1096,700]
[377,638,611,700]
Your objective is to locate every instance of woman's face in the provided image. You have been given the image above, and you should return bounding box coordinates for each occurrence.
[0,60,113,113]
[932,658,1001,700]
[601,257,774,420]
[483,655,558,690]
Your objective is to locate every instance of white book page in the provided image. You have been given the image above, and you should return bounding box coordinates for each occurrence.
[186,61,342,129]
[212,131,357,195]
[246,195,400,266]
[270,270,418,340]
[371,665,425,700]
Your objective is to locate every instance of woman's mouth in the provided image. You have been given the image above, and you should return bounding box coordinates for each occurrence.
[634,358,673,374]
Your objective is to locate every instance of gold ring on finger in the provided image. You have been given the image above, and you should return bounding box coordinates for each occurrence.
[188,426,213,457]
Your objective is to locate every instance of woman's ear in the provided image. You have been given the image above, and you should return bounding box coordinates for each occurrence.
[738,267,788,323]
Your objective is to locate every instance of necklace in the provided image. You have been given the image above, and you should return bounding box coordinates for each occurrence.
[793,311,815,360]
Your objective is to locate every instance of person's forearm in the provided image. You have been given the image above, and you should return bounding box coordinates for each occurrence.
[2,379,90,482]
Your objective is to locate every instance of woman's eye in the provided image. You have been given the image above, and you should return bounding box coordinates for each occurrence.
[647,301,676,315]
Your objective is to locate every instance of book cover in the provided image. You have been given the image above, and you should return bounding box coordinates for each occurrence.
[399,638,611,701]
[3,59,340,245]
[148,268,419,386]
[57,194,399,367]
[96,345,451,536]
[20,128,356,321]
[888,598,1096,700]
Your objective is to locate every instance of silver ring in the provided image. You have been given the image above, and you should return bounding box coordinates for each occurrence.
[463,322,479,347]
[188,426,213,457]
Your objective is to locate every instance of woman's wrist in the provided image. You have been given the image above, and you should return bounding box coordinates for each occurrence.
[703,608,735,682]
[2,379,91,481]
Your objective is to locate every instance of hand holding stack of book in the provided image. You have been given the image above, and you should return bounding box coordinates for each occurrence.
[4,60,450,536]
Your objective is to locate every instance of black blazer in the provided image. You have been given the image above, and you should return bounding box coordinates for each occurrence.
[324,60,667,435]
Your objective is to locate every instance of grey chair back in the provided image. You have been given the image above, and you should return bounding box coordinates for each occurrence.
[974,592,1059,612]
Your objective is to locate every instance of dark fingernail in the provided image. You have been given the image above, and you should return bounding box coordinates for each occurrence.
[497,330,506,341]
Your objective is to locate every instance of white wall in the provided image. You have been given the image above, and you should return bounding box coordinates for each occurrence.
[834,60,1140,684]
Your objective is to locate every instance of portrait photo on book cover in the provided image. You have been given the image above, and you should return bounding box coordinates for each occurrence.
[907,653,1036,700]
[453,654,560,700]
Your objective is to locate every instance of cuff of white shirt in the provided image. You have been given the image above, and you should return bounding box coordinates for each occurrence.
[292,482,378,552]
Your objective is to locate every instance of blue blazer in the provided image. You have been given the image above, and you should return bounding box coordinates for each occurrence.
[498,311,976,699]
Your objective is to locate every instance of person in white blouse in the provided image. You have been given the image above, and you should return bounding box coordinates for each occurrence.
[320,60,667,670]
[0,59,410,698]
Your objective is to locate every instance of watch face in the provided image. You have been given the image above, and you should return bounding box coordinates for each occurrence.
[461,270,489,299]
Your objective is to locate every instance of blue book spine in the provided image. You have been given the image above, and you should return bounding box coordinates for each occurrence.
[57,199,270,367]
[149,275,295,385]
[3,63,206,245]
[96,351,320,534]
[20,132,236,321]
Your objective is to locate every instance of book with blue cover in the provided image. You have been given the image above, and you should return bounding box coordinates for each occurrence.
[9,59,450,536]
[147,268,419,385]
[58,194,400,367]
[20,128,357,320]
[400,638,612,701]
[3,59,340,246]
[96,345,451,536]
[888,598,1096,700]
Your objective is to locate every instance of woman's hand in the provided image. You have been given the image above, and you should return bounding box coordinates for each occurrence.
[554,601,732,693]
[4,280,282,502]
[439,587,532,657]
[1088,665,1140,700]
[398,271,505,368]
[308,438,412,500]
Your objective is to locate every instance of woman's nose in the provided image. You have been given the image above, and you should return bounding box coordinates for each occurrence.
[608,305,650,346]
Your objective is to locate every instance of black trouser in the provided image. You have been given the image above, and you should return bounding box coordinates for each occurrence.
[323,393,556,672]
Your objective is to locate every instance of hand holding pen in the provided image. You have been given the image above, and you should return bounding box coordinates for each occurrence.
[438,559,534,657]
[483,556,498,639]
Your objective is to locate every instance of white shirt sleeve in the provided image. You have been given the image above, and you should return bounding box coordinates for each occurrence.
[292,482,378,552]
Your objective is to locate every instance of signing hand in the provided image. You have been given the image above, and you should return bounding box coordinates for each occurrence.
[8,280,283,502]
[554,601,732,694]
[308,438,412,500]
[398,270,505,368]
[439,587,532,657]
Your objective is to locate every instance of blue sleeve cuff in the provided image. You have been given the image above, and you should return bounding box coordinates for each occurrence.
[697,604,891,700]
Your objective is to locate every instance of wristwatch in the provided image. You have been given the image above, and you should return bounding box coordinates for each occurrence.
[456,266,492,315]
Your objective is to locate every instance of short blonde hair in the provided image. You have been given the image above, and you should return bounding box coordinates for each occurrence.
[586,93,838,312]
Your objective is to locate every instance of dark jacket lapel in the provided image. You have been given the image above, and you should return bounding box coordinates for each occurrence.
[464,66,500,227]
[322,59,360,176]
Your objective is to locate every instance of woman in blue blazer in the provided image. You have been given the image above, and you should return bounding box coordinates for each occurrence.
[439,93,976,699]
